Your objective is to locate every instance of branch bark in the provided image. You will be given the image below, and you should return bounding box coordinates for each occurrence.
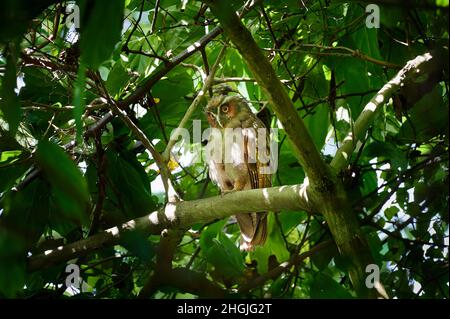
[27,183,311,271]
[331,52,434,172]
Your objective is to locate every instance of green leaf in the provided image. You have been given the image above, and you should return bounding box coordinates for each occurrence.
[303,103,329,151]
[104,149,156,220]
[106,61,129,97]
[120,230,155,263]
[278,211,307,234]
[35,140,90,225]
[72,64,86,143]
[311,239,338,270]
[363,141,408,170]
[1,179,50,248]
[19,67,68,104]
[270,275,289,297]
[399,86,447,141]
[364,228,384,266]
[0,179,50,297]
[151,69,194,122]
[80,0,125,68]
[0,230,26,298]
[251,213,290,274]
[384,206,399,221]
[310,273,353,298]
[359,170,377,196]
[0,164,28,191]
[0,47,22,135]
[200,220,245,281]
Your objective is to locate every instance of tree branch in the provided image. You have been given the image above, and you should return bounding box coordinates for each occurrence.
[331,52,435,172]
[27,183,311,271]
[159,268,228,298]
[239,240,333,293]
[138,229,186,298]
[264,45,401,69]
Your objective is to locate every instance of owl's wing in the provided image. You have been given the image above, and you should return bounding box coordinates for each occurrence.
[243,121,272,189]
[238,121,271,251]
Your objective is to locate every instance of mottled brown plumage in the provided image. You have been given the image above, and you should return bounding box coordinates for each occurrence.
[205,93,272,251]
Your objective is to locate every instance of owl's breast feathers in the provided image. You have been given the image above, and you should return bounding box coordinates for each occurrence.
[205,95,272,251]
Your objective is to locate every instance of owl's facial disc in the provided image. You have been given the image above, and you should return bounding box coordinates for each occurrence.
[206,109,223,128]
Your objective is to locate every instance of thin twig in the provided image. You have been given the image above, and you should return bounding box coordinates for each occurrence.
[263,44,402,69]
[150,0,161,34]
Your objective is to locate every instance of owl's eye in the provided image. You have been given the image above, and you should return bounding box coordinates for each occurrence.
[221,105,229,113]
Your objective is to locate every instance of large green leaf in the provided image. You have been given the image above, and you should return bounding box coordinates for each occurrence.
[199,220,245,282]
[106,61,129,97]
[1,179,50,247]
[303,103,329,151]
[399,86,447,141]
[120,230,155,263]
[310,272,353,298]
[0,230,26,298]
[311,239,338,270]
[0,49,21,135]
[72,64,86,142]
[150,69,194,122]
[35,140,90,225]
[0,164,28,191]
[104,149,156,221]
[251,213,290,274]
[80,0,125,68]
[19,67,69,104]
[363,141,408,170]
[0,179,50,297]
[0,149,30,191]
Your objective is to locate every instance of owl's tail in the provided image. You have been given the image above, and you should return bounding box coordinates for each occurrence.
[236,212,268,251]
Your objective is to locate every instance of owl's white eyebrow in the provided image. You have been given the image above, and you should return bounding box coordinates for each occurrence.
[215,106,222,128]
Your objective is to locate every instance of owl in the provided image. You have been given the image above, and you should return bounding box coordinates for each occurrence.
[205,93,272,251]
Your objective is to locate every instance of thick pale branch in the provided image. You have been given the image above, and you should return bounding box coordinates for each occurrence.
[28,183,311,271]
[331,52,434,172]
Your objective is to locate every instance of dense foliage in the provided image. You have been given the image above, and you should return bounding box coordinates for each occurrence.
[0,0,448,298]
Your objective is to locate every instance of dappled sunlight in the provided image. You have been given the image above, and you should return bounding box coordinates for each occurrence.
[262,188,271,205]
[123,220,136,230]
[164,203,177,222]
[343,132,354,143]
[106,226,120,237]
[148,212,159,225]
[186,41,202,53]
[299,178,310,204]
[366,101,378,112]
[375,94,385,104]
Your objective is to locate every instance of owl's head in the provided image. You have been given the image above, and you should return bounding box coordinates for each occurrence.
[205,95,252,128]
